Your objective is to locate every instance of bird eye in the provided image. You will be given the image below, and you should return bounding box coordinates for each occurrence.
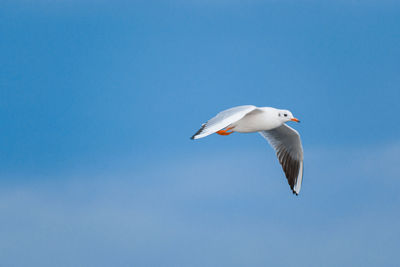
[284,114,287,117]
[278,113,281,117]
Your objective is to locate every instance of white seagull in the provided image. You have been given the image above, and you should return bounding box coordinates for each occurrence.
[191,105,304,195]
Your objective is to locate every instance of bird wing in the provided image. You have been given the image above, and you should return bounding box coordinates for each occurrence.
[259,124,304,195]
[191,105,257,139]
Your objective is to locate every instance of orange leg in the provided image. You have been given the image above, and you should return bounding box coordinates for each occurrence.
[216,127,234,136]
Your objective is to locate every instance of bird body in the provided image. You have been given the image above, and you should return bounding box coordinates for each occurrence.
[231,107,283,132]
[191,105,304,195]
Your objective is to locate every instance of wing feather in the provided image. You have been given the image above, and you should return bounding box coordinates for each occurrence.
[191,105,257,139]
[259,124,304,195]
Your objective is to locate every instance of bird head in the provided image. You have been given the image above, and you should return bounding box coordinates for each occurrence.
[278,109,300,123]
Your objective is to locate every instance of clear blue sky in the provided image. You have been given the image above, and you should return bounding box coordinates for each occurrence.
[1,1,399,266]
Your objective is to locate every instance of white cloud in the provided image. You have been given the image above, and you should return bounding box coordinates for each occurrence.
[0,142,399,266]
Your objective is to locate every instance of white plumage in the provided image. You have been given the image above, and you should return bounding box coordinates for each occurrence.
[191,105,304,195]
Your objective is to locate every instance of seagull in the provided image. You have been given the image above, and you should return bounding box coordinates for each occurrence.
[191,105,304,195]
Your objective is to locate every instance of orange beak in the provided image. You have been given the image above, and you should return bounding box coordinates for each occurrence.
[291,118,300,123]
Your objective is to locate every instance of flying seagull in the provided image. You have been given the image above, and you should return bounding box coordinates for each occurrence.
[191,105,304,195]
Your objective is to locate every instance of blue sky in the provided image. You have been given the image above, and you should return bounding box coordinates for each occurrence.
[1,1,400,266]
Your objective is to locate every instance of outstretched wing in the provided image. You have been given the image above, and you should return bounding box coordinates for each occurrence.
[191,105,257,139]
[259,124,304,195]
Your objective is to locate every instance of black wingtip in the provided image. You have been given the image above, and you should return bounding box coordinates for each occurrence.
[290,185,298,196]
[191,124,206,140]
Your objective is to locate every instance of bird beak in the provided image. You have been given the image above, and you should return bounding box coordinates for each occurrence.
[291,118,300,123]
